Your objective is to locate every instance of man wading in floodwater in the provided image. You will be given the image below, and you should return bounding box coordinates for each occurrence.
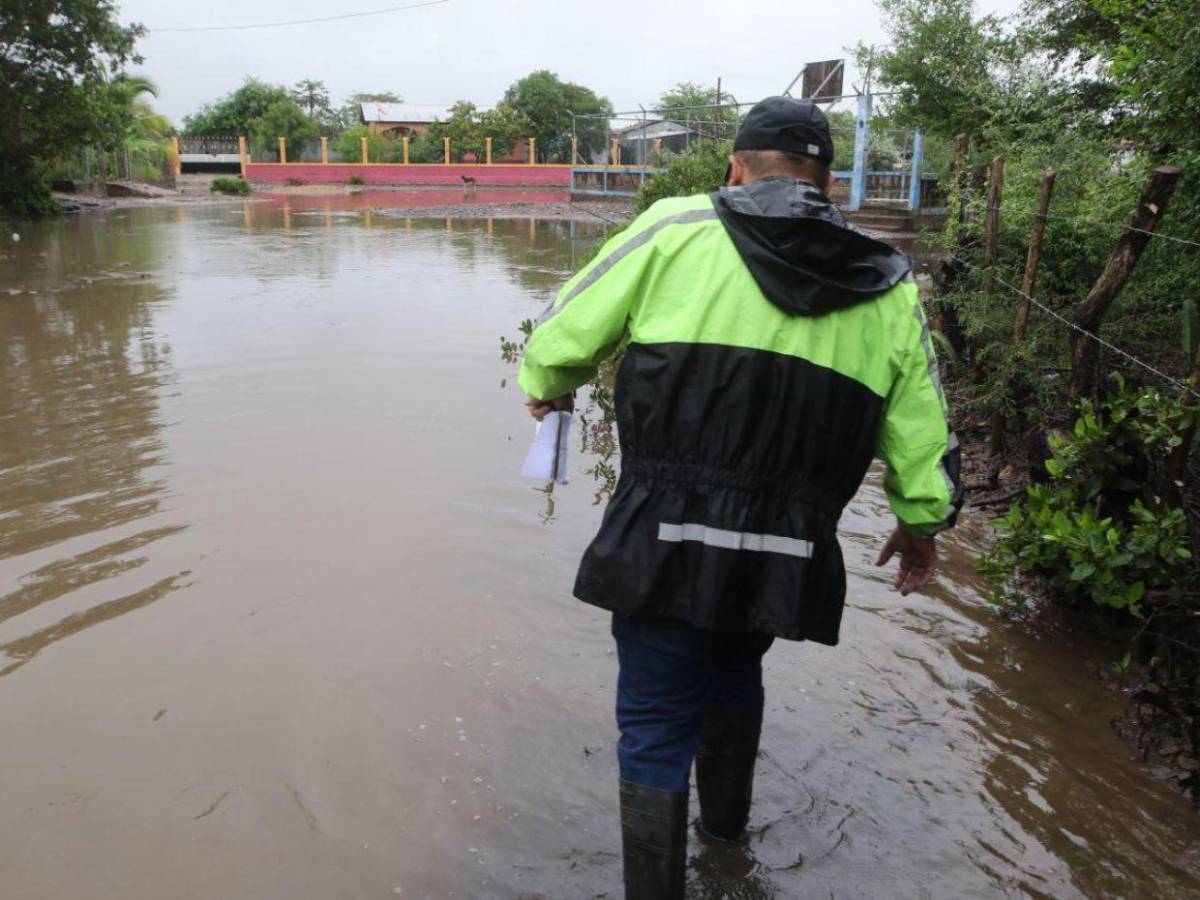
[519,97,963,898]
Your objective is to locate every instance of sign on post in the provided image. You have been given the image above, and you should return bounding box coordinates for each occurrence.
[801,60,844,101]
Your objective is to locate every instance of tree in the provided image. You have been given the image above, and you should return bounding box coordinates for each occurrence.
[183,79,293,136]
[1029,0,1200,157]
[658,82,739,140]
[418,100,529,162]
[292,79,331,121]
[502,70,612,162]
[248,99,319,158]
[0,0,145,213]
[861,0,1063,145]
[333,124,397,163]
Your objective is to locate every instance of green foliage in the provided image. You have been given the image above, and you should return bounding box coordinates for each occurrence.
[634,140,731,214]
[292,80,331,121]
[334,125,398,163]
[658,82,739,141]
[184,79,292,136]
[1,0,145,214]
[983,381,1196,614]
[503,70,612,162]
[210,177,252,196]
[416,101,529,163]
[1183,299,1200,361]
[248,99,319,159]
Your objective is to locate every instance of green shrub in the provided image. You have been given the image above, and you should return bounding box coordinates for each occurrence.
[634,140,730,214]
[982,379,1195,614]
[210,177,252,196]
[347,175,365,186]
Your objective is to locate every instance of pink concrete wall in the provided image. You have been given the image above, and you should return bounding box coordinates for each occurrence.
[244,164,571,187]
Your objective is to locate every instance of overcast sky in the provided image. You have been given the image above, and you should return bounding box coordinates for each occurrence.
[118,0,1025,125]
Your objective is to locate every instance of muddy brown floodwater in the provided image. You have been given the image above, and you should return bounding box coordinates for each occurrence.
[2,196,1200,900]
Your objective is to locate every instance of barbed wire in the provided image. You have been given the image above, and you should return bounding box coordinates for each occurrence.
[951,255,1200,400]
[147,0,449,33]
[969,203,1200,251]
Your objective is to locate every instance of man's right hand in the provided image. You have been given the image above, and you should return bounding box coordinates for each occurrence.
[875,528,937,596]
[525,394,574,422]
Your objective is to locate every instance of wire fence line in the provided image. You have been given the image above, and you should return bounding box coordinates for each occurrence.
[145,0,450,33]
[970,202,1200,251]
[950,255,1200,400]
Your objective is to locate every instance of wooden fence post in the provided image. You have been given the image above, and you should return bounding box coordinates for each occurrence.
[983,155,1005,272]
[1071,166,1182,398]
[528,137,536,165]
[443,137,450,166]
[991,163,1050,455]
[485,136,492,166]
[320,135,329,165]
[361,135,369,165]
[402,135,409,165]
[571,135,578,165]
[1011,170,1056,345]
[237,135,247,176]
[171,135,182,176]
[278,136,287,165]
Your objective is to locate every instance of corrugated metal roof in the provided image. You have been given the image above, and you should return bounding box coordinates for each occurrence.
[360,102,454,124]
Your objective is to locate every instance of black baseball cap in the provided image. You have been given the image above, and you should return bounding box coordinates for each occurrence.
[734,96,835,162]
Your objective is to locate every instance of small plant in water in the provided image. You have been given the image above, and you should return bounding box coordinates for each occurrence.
[210,177,252,196]
[347,175,366,187]
[981,378,1195,616]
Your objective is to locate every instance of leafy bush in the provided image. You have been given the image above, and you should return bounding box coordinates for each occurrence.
[983,380,1195,614]
[634,140,730,214]
[210,177,252,196]
[333,125,397,164]
[347,175,365,186]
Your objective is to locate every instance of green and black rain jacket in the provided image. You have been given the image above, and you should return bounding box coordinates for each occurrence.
[519,177,963,644]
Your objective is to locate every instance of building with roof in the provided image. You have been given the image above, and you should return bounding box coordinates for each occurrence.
[360,103,454,137]
[359,102,530,163]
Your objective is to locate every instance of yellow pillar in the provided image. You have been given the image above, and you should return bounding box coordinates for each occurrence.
[402,135,410,165]
[237,135,247,176]
[571,136,578,165]
[171,135,182,175]
[361,136,369,165]
[443,137,450,166]
[611,138,620,166]
[529,218,536,241]
[278,136,287,165]
[320,135,329,165]
[654,138,662,162]
[487,217,493,237]
[528,137,536,165]
[485,137,492,166]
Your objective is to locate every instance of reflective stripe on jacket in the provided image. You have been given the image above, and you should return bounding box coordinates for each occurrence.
[518,187,962,644]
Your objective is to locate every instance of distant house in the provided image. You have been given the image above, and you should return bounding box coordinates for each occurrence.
[359,102,531,163]
[616,120,710,164]
[360,103,453,137]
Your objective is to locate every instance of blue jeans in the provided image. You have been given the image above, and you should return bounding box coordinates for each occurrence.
[612,614,775,792]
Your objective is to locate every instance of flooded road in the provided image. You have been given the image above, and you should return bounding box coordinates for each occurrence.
[2,199,1199,899]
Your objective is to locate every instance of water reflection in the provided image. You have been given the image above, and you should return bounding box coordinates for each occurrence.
[0,212,188,676]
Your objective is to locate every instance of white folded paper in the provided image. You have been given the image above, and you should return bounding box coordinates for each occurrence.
[521,411,571,485]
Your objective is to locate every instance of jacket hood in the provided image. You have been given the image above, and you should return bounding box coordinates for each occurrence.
[710,177,911,316]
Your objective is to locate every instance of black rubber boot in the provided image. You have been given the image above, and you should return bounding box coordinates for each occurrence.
[695,701,763,842]
[619,779,688,900]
